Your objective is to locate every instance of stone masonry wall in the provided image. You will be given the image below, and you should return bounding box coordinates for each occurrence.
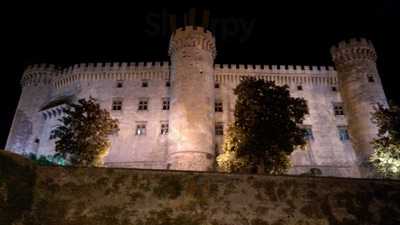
[1,150,400,225]
[6,62,360,177]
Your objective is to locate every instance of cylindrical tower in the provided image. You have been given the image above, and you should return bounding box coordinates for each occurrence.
[6,64,55,155]
[167,26,217,171]
[331,38,388,177]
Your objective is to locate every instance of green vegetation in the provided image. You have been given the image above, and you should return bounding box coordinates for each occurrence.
[217,79,308,174]
[53,97,119,167]
[23,153,65,166]
[370,102,400,178]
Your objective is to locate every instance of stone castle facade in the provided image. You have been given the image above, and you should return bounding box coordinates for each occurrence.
[6,26,387,177]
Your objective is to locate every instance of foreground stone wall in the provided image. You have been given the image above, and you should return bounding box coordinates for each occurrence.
[1,150,399,225]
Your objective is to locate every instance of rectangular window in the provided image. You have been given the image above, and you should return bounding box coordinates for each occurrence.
[138,99,148,111]
[135,123,147,136]
[49,131,56,140]
[116,80,123,88]
[142,80,148,87]
[215,83,220,89]
[112,99,123,111]
[367,75,375,83]
[160,122,169,135]
[162,98,170,110]
[297,85,303,91]
[166,80,170,87]
[333,103,344,115]
[338,126,350,141]
[215,101,223,112]
[215,123,224,135]
[331,86,337,92]
[304,126,314,141]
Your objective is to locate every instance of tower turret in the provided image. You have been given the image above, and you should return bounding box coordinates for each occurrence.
[167,26,217,171]
[331,38,388,177]
[6,64,55,154]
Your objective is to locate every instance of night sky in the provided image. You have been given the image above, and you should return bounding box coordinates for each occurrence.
[2,2,399,148]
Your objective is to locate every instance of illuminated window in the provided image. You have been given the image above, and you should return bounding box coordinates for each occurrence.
[215,100,223,112]
[138,99,148,111]
[112,99,123,111]
[333,103,344,115]
[338,126,350,141]
[162,98,170,110]
[116,80,123,88]
[136,123,146,136]
[142,80,148,87]
[215,123,224,135]
[160,122,169,135]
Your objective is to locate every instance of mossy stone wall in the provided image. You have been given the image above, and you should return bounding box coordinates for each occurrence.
[1,150,399,225]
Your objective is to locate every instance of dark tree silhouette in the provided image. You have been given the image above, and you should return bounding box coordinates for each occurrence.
[53,97,119,167]
[217,79,308,174]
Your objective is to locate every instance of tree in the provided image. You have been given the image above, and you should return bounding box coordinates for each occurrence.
[369,102,400,178]
[53,97,119,167]
[24,153,65,166]
[217,79,308,174]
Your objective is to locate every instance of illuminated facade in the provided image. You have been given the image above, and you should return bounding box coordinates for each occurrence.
[6,26,387,177]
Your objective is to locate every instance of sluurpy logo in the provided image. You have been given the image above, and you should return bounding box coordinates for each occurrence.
[145,8,256,43]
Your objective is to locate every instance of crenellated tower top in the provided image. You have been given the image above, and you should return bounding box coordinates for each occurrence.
[168,26,217,59]
[330,38,377,67]
[21,63,57,87]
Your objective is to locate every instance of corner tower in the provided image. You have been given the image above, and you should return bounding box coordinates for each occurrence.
[167,26,217,171]
[331,38,388,177]
[6,64,55,154]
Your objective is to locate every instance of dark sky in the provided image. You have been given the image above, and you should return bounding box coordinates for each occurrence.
[2,1,399,148]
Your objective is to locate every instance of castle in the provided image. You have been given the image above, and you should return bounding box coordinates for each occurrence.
[6,26,387,178]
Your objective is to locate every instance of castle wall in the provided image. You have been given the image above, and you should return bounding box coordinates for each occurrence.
[6,61,363,177]
[6,33,388,178]
[1,150,399,225]
[214,65,359,177]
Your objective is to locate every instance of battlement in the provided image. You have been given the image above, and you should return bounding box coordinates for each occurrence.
[55,61,170,75]
[214,64,338,86]
[214,64,335,74]
[21,62,170,88]
[21,64,57,87]
[169,26,217,58]
[171,26,214,40]
[24,63,57,72]
[330,38,377,64]
[332,38,374,51]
